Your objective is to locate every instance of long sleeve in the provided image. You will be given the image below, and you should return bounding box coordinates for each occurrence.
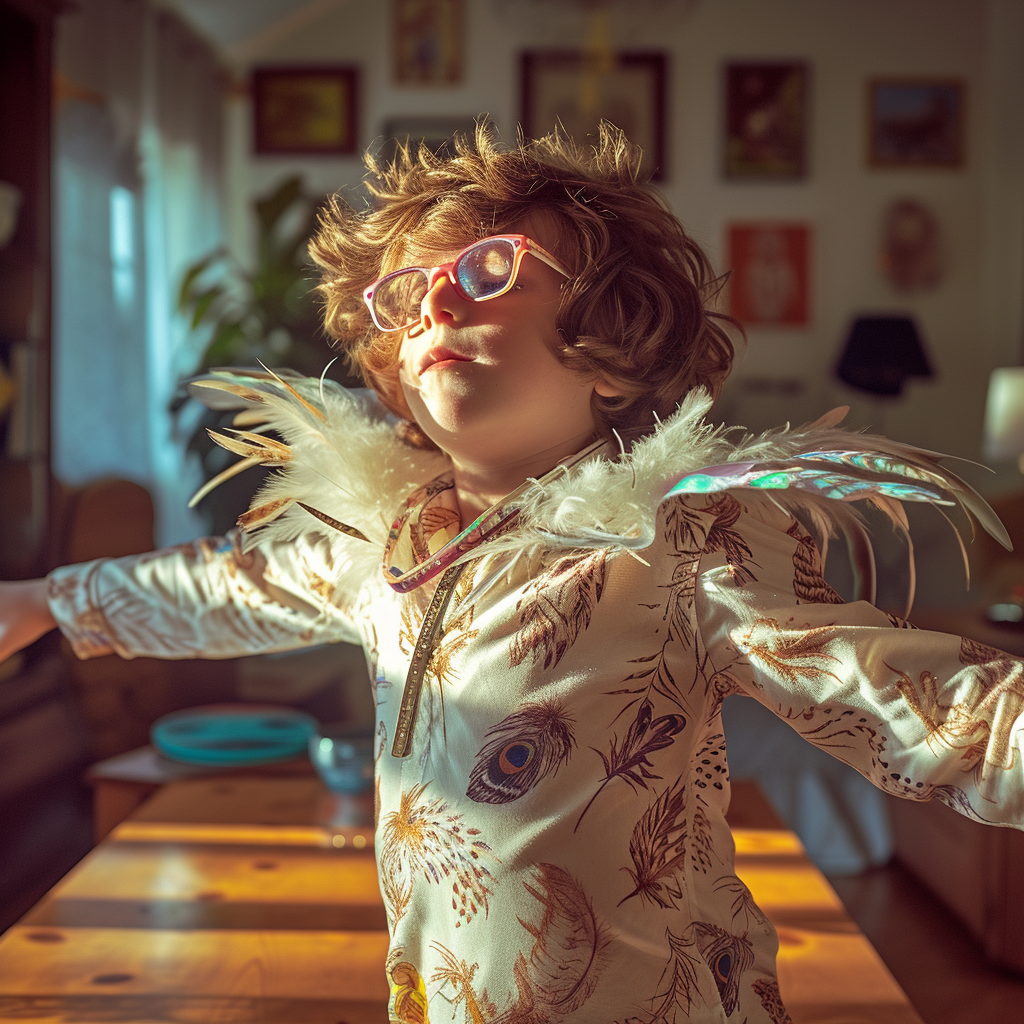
[690,494,1024,828]
[47,530,367,660]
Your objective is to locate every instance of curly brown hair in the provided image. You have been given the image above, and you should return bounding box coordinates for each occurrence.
[310,122,737,438]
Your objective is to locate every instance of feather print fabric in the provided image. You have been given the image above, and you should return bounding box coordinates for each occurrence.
[45,374,1024,1022]
[466,700,575,804]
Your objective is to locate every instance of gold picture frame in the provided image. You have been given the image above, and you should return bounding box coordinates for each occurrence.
[253,66,358,155]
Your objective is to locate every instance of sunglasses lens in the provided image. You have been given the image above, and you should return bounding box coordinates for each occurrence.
[456,239,516,299]
[373,270,429,329]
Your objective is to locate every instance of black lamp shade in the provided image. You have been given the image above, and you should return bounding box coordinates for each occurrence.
[836,315,933,396]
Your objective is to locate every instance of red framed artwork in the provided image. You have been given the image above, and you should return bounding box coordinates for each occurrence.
[727,223,811,327]
[521,51,667,181]
[252,67,358,155]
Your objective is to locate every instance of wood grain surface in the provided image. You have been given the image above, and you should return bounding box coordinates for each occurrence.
[0,777,924,1023]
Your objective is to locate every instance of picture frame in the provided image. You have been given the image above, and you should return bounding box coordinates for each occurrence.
[727,222,811,328]
[724,61,808,179]
[520,51,667,182]
[378,115,481,164]
[867,77,965,169]
[252,66,358,156]
[393,0,464,85]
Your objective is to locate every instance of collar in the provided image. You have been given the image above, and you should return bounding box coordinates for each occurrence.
[381,438,609,592]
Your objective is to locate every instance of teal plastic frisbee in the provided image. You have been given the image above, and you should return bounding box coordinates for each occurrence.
[151,705,318,766]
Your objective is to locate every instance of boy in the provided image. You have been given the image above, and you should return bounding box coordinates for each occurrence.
[2,125,1022,1024]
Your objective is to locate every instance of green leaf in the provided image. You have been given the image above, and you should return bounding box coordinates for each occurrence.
[189,286,223,330]
[202,321,247,367]
[177,249,228,308]
[255,176,304,232]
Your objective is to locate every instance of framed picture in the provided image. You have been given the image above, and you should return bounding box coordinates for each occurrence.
[520,51,667,181]
[727,223,811,327]
[394,0,464,85]
[724,62,808,179]
[868,78,965,168]
[378,116,481,164]
[253,67,358,155]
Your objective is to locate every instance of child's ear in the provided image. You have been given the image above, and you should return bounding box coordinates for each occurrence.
[593,378,623,398]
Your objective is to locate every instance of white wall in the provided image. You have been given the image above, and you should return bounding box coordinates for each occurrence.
[221,0,1024,483]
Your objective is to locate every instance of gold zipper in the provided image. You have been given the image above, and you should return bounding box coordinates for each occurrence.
[391,562,468,757]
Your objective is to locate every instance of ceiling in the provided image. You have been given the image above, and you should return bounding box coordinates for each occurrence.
[157,0,354,63]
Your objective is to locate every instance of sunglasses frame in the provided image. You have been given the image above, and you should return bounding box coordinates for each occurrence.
[362,234,571,333]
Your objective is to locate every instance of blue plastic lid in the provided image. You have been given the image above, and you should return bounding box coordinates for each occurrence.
[151,705,318,766]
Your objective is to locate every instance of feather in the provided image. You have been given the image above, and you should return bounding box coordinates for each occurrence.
[296,502,370,542]
[188,377,269,408]
[465,700,575,804]
[257,360,327,422]
[187,455,261,508]
[206,428,292,463]
[187,371,1008,621]
[799,405,849,431]
[518,863,609,1014]
[689,922,755,1017]
[232,409,272,428]
[842,517,878,605]
[236,496,293,531]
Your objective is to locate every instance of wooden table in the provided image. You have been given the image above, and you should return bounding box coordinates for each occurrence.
[0,779,924,1023]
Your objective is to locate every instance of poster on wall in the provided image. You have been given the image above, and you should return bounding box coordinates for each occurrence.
[520,51,666,181]
[252,67,358,155]
[867,78,964,168]
[724,62,808,179]
[393,0,464,85]
[727,222,811,327]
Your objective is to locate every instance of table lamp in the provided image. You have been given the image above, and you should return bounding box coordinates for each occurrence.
[983,367,1024,472]
[981,367,1024,624]
[835,315,933,396]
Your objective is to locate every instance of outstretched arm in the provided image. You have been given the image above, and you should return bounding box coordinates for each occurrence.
[44,530,367,662]
[691,495,1024,827]
[0,578,57,665]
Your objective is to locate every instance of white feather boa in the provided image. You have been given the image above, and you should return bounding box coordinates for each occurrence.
[192,372,1007,605]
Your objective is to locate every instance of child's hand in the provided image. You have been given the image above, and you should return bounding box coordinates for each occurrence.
[0,579,56,668]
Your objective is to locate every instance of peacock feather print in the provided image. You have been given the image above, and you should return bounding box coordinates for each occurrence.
[887,655,1024,777]
[380,782,498,928]
[690,921,755,1016]
[660,497,709,557]
[636,927,704,1023]
[466,700,576,804]
[423,865,609,1023]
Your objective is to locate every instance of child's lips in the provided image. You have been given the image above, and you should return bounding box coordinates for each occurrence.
[418,347,473,375]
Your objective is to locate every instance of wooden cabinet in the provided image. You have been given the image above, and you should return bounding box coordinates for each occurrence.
[0,0,60,579]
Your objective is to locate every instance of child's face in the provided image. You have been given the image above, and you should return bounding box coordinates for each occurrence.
[395,222,612,472]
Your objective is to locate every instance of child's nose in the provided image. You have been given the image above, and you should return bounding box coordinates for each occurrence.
[419,265,459,327]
